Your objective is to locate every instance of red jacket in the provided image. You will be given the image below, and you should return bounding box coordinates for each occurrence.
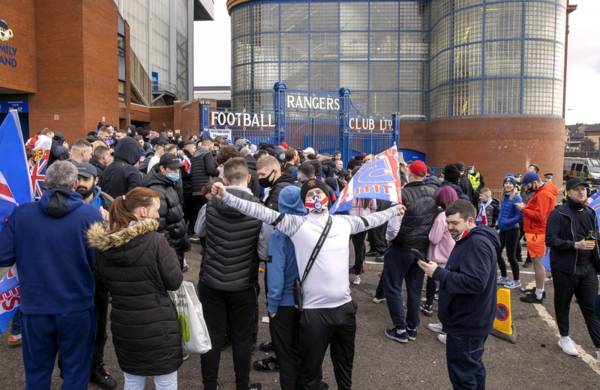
[522,182,559,235]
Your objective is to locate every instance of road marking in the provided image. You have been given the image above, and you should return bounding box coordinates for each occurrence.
[524,282,600,375]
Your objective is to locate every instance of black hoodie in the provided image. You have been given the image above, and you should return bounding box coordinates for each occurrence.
[432,225,500,337]
[99,137,143,198]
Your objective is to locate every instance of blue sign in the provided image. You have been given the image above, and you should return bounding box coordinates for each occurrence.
[399,148,426,163]
[0,100,28,113]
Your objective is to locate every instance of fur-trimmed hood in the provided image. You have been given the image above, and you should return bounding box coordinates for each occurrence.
[87,219,159,251]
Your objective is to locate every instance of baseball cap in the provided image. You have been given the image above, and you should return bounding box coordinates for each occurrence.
[303,147,315,155]
[566,177,589,191]
[408,160,428,177]
[159,153,183,169]
[521,172,540,186]
[74,162,98,178]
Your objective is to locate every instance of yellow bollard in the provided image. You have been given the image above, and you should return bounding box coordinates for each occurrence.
[491,287,517,343]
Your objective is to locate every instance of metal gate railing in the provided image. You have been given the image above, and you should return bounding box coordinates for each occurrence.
[201,82,401,166]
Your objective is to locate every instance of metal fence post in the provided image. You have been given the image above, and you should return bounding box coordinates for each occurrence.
[339,88,351,167]
[273,82,287,145]
[391,113,400,148]
[200,103,211,139]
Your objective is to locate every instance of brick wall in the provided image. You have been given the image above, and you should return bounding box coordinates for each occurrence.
[0,0,37,93]
[426,116,566,191]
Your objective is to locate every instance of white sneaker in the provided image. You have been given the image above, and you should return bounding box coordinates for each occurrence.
[427,322,444,334]
[437,334,447,345]
[496,275,508,285]
[504,280,522,289]
[372,297,386,304]
[352,275,361,285]
[558,336,579,356]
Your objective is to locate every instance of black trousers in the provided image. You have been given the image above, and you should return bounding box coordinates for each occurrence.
[91,277,109,370]
[375,274,384,299]
[446,334,487,390]
[183,192,195,234]
[498,228,520,280]
[198,282,257,390]
[425,276,437,306]
[299,302,356,390]
[552,264,600,347]
[368,225,387,254]
[351,231,367,274]
[270,307,301,390]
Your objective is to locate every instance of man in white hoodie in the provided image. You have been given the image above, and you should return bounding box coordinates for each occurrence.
[210,179,404,390]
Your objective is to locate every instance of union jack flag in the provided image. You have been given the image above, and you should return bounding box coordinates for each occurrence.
[29,149,50,199]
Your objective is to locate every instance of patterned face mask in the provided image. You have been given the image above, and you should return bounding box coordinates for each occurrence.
[305,193,329,214]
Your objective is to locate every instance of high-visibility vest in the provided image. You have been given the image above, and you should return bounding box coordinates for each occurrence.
[468,172,481,191]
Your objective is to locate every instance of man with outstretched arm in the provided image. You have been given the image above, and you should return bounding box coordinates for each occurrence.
[210,179,405,390]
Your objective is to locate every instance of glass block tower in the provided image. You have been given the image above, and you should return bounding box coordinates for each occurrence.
[226,0,574,185]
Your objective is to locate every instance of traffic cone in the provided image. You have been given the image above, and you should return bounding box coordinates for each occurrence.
[491,287,517,343]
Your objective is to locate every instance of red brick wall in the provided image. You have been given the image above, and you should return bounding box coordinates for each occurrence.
[150,106,174,131]
[29,0,85,139]
[28,0,119,141]
[0,0,37,93]
[82,0,119,133]
[425,116,566,191]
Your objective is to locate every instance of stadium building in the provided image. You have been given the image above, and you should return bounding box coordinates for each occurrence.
[226,0,575,184]
[0,0,213,140]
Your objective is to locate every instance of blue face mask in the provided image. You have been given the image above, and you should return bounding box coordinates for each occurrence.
[166,172,180,182]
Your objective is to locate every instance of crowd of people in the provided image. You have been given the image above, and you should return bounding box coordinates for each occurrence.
[1,124,600,390]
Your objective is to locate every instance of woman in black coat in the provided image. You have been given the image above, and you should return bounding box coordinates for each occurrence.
[143,153,191,269]
[87,187,183,389]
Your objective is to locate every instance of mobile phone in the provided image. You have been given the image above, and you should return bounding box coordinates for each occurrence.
[411,248,429,263]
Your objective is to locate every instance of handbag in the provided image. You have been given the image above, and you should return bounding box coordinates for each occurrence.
[294,216,333,311]
[169,281,212,354]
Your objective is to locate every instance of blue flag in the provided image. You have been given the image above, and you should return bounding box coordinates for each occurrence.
[0,110,30,332]
[0,110,32,221]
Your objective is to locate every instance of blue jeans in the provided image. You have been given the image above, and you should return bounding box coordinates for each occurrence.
[446,334,487,390]
[383,246,425,330]
[11,307,22,335]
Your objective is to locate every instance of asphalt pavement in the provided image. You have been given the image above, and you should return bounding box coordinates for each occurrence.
[1,243,599,389]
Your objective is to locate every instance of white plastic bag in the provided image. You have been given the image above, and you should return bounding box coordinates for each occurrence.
[169,281,212,354]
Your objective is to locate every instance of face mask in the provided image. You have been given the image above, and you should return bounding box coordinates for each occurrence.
[259,170,275,188]
[76,185,94,199]
[166,172,180,182]
[305,193,329,214]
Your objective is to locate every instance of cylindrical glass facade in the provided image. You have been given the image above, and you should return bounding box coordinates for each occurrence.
[230,0,567,119]
[430,0,566,118]
[231,1,430,117]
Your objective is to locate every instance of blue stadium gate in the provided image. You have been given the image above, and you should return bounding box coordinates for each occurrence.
[200,82,400,167]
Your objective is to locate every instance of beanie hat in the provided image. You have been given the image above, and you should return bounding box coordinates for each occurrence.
[278,186,307,216]
[521,172,540,187]
[443,164,461,183]
[503,175,518,186]
[409,160,428,177]
[300,179,331,204]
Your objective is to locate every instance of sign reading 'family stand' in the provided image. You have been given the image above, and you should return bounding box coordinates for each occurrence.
[0,19,17,68]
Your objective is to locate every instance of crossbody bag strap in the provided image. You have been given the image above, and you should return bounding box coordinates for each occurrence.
[300,216,333,284]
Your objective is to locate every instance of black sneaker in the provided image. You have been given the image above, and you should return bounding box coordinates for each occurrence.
[366,251,379,257]
[319,382,329,389]
[522,261,532,268]
[385,328,408,343]
[420,303,433,317]
[520,292,543,304]
[259,341,274,352]
[249,384,262,390]
[374,256,385,263]
[407,328,417,341]
[89,365,117,389]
